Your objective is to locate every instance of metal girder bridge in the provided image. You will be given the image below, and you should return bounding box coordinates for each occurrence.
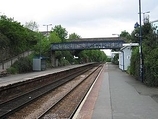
[51,37,125,51]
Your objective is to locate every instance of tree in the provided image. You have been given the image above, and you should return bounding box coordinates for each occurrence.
[0,32,10,67]
[68,33,81,41]
[142,23,158,86]
[52,25,68,42]
[120,30,131,42]
[78,50,89,63]
[130,22,158,86]
[0,15,39,58]
[0,15,26,55]
[78,50,107,63]
[49,31,63,63]
[24,21,39,31]
[112,54,119,65]
[49,31,62,43]
[130,47,139,79]
[0,32,10,50]
[130,28,140,43]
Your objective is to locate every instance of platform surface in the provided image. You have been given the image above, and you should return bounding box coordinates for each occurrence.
[76,63,158,119]
[0,64,85,87]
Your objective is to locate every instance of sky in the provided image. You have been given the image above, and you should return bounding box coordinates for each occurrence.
[0,0,158,56]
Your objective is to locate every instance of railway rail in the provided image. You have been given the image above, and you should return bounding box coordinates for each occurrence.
[0,63,103,119]
[38,64,103,119]
[0,64,93,104]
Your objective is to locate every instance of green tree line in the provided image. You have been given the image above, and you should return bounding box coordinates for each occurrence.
[0,15,108,73]
[112,23,158,87]
[0,15,39,60]
[119,23,158,87]
[130,23,158,86]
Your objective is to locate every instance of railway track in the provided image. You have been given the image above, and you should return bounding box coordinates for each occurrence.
[0,62,103,119]
[0,64,92,104]
[0,64,99,119]
[37,64,103,119]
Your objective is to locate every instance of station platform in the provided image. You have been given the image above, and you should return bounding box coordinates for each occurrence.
[0,64,86,87]
[1,63,158,119]
[75,63,158,119]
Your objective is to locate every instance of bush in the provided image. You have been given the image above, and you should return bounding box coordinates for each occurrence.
[112,54,119,65]
[130,47,139,79]
[11,57,33,73]
[59,58,70,66]
[7,67,18,74]
[143,48,158,87]
[106,58,111,62]
[127,66,131,74]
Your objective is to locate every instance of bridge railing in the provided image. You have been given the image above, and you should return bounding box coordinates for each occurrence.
[51,39,125,51]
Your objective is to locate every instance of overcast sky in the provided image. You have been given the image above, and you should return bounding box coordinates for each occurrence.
[0,0,157,55]
[0,0,157,38]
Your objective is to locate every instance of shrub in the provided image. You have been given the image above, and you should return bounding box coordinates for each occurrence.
[7,67,18,74]
[59,58,70,66]
[126,66,131,74]
[106,58,111,62]
[11,57,33,73]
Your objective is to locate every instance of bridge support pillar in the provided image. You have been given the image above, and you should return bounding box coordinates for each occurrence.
[51,51,56,67]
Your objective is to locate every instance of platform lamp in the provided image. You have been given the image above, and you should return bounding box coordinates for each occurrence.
[43,24,52,38]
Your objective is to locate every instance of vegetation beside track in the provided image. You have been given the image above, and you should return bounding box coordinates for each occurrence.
[0,15,107,74]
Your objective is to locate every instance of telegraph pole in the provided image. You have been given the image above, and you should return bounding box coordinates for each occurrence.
[139,0,143,82]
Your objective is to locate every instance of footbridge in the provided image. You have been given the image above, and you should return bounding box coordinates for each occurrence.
[51,37,125,67]
[51,37,125,51]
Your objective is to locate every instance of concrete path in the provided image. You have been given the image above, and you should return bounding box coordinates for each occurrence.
[77,63,158,119]
[108,63,158,119]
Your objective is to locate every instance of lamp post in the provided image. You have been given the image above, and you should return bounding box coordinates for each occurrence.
[138,0,143,82]
[43,24,52,37]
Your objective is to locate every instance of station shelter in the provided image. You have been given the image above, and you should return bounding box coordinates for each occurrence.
[119,43,139,71]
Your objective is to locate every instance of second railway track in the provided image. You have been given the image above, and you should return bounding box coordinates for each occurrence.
[37,64,103,119]
[0,63,103,119]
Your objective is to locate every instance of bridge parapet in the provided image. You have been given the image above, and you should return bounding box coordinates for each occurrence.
[51,37,125,51]
[73,37,121,42]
